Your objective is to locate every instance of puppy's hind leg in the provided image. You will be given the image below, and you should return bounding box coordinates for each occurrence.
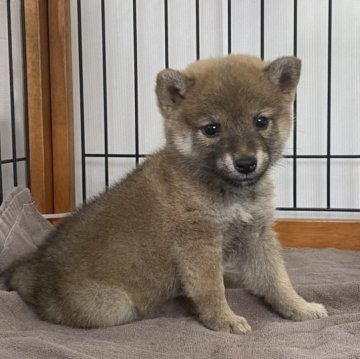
[238,229,328,321]
[38,279,138,328]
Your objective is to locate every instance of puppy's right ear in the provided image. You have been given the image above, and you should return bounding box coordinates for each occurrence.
[156,69,194,118]
[264,56,301,94]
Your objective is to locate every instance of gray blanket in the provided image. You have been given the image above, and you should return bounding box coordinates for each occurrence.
[0,188,359,358]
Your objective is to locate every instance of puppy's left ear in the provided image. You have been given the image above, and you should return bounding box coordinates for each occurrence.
[265,56,301,94]
[156,69,194,118]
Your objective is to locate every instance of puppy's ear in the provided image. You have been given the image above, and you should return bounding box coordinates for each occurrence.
[264,56,301,94]
[156,69,194,117]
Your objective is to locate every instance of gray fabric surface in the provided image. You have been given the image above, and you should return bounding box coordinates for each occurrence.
[0,187,359,358]
[0,187,54,273]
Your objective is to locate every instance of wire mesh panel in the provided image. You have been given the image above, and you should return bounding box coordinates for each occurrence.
[0,0,29,203]
[70,0,360,219]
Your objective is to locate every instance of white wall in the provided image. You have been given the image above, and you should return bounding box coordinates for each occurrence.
[0,0,27,200]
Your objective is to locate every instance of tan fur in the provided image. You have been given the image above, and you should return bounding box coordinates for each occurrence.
[6,54,327,332]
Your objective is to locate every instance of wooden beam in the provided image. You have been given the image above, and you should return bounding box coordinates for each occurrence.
[24,0,53,213]
[275,220,360,250]
[48,0,75,213]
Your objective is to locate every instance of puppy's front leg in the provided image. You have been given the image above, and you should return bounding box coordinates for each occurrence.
[175,236,251,334]
[239,228,328,321]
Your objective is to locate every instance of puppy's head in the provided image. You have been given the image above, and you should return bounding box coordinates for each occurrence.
[156,54,301,187]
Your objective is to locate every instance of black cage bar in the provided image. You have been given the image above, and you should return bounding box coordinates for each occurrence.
[0,0,29,204]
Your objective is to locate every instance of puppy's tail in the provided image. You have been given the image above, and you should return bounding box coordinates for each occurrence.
[5,259,37,305]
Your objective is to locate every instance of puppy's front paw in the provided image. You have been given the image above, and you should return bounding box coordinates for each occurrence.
[282,301,328,321]
[205,314,252,334]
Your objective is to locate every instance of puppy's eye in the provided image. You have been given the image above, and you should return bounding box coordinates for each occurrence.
[201,123,220,137]
[255,116,269,129]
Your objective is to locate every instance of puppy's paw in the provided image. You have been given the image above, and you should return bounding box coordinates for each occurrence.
[281,301,328,321]
[206,314,252,334]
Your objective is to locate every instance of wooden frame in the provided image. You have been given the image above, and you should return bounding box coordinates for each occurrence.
[22,1,359,249]
[275,220,360,250]
[24,0,53,213]
[48,0,75,214]
[24,0,74,214]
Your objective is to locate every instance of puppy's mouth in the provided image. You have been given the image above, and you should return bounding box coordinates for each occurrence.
[228,176,259,187]
[215,170,261,187]
[237,177,258,185]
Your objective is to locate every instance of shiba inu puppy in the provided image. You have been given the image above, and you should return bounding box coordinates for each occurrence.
[6,54,328,333]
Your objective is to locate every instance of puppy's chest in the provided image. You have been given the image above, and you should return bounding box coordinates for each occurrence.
[213,200,255,228]
[214,192,272,225]
[212,194,274,253]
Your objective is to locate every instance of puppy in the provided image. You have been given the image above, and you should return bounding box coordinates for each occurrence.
[6,54,328,333]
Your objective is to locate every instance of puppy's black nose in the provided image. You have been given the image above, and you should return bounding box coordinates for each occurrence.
[234,157,257,174]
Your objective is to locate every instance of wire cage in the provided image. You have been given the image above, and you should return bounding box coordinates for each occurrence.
[1,0,360,219]
[0,0,29,204]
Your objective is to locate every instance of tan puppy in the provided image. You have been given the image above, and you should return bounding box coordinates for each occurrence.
[6,54,328,333]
